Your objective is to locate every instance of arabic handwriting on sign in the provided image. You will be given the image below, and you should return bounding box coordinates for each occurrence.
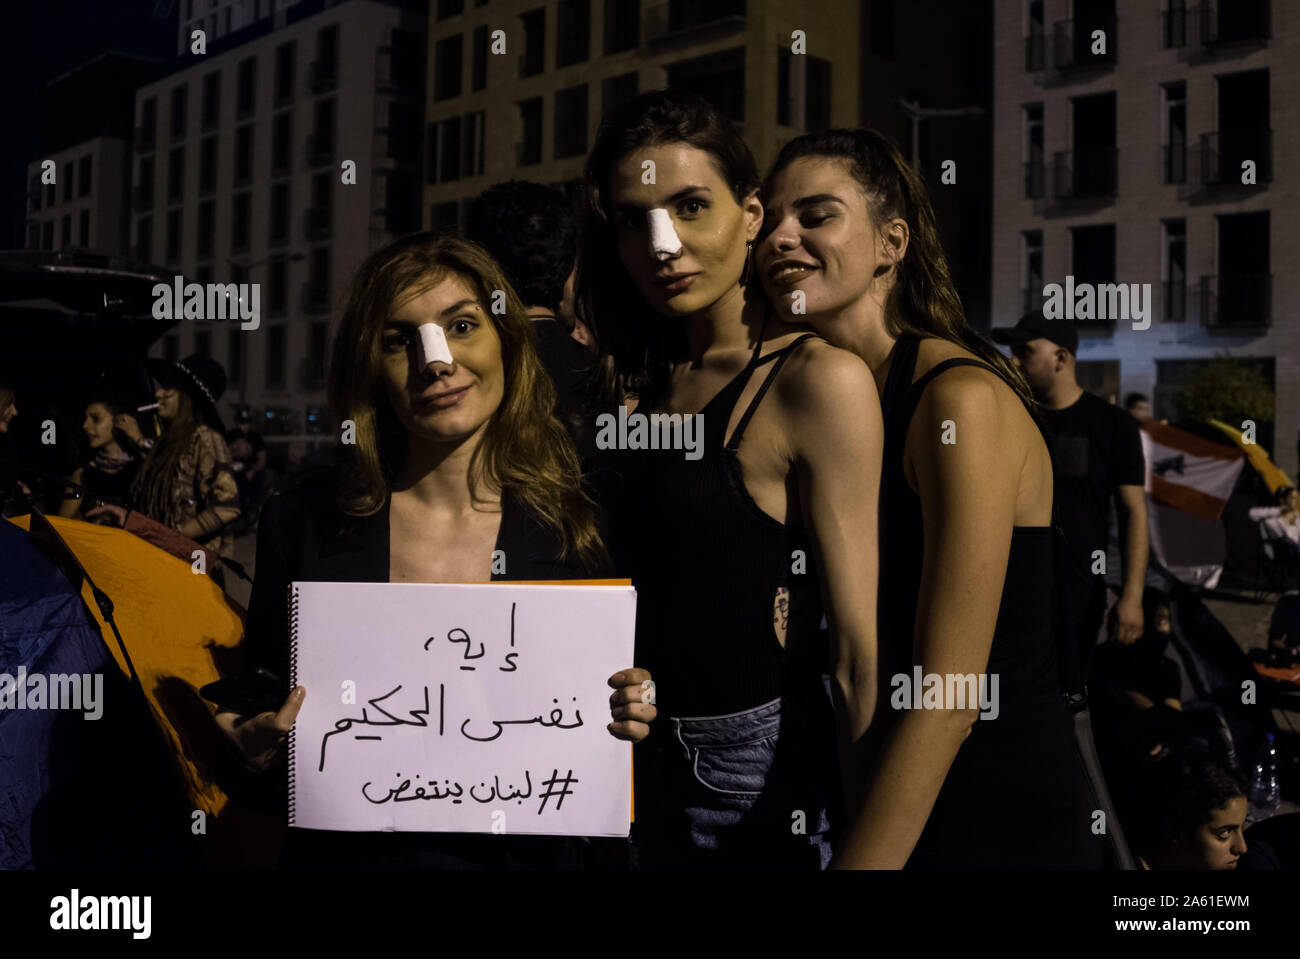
[361,774,467,805]
[318,685,431,772]
[458,697,585,742]
[359,770,538,806]
[447,627,485,670]
[423,602,521,671]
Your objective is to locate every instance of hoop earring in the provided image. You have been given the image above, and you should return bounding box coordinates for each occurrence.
[740,240,754,286]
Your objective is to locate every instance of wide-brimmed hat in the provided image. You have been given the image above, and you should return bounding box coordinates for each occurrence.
[147,354,227,430]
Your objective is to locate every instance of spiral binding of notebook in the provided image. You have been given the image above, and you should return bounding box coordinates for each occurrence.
[286,582,300,827]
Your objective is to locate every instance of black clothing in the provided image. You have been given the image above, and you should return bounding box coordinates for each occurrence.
[608,334,826,719]
[878,334,1100,869]
[78,459,138,508]
[1040,391,1146,689]
[225,427,266,470]
[239,468,620,868]
[532,319,596,463]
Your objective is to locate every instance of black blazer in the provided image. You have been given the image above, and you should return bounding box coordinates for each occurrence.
[242,468,611,690]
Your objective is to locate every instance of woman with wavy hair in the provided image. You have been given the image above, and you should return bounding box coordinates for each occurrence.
[757,128,1101,868]
[578,90,881,869]
[218,231,654,868]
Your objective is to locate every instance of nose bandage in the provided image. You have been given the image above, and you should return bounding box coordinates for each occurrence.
[647,208,682,261]
[416,322,454,367]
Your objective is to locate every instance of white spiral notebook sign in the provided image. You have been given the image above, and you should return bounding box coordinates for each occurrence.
[286,581,636,837]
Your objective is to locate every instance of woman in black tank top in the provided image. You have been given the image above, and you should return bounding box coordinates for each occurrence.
[758,130,1103,868]
[579,91,883,868]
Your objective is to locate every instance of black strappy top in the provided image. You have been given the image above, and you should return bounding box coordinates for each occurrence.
[879,334,1097,869]
[613,333,826,717]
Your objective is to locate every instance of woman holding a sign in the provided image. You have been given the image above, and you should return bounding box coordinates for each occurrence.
[577,90,881,869]
[216,233,655,868]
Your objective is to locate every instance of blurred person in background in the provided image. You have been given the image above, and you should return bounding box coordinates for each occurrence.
[57,391,148,519]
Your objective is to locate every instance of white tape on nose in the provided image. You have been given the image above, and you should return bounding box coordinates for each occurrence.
[647,208,682,261]
[416,322,454,367]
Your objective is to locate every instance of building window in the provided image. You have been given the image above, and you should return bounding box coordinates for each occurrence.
[602,72,638,119]
[1071,223,1117,325]
[869,0,895,59]
[1210,211,1270,328]
[555,85,588,159]
[1163,219,1186,321]
[168,147,185,202]
[232,192,251,252]
[227,329,243,386]
[389,29,424,91]
[166,208,183,260]
[199,136,218,194]
[384,173,420,234]
[472,25,489,90]
[163,335,180,363]
[139,97,158,150]
[61,214,72,247]
[235,125,253,183]
[269,257,287,314]
[435,35,463,101]
[518,97,543,165]
[1025,0,1045,71]
[557,0,590,67]
[776,49,831,130]
[439,115,462,181]
[64,162,74,201]
[1163,82,1186,184]
[1024,103,1044,198]
[197,200,215,258]
[272,112,292,175]
[202,71,221,129]
[236,58,256,118]
[136,216,152,260]
[311,99,336,165]
[462,110,485,176]
[266,325,286,389]
[1022,230,1043,314]
[79,209,90,246]
[437,0,465,18]
[77,155,92,197]
[274,41,296,104]
[270,182,290,244]
[306,245,330,313]
[314,24,340,89]
[45,182,55,207]
[42,220,53,250]
[666,48,745,123]
[195,330,211,359]
[604,0,639,53]
[426,123,439,184]
[307,321,329,387]
[170,85,188,140]
[520,8,545,77]
[308,173,332,237]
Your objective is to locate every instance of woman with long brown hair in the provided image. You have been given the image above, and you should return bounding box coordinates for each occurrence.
[578,90,881,869]
[757,128,1101,868]
[217,231,653,868]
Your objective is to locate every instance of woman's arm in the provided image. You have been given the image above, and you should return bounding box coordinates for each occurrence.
[182,429,241,539]
[832,368,1020,869]
[55,467,84,518]
[782,345,882,827]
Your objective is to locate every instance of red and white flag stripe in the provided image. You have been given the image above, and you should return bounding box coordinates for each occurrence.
[1140,421,1245,520]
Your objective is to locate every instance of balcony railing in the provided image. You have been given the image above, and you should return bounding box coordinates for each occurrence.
[1053,147,1119,199]
[1024,160,1045,199]
[645,0,746,44]
[1163,143,1187,184]
[1024,29,1046,72]
[309,59,338,93]
[1053,16,1118,70]
[301,281,331,315]
[304,206,331,240]
[1189,1,1270,47]
[1198,274,1271,329]
[1164,279,1186,321]
[1199,128,1272,187]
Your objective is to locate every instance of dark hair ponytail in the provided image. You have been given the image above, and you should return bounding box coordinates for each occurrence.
[578,89,760,407]
[765,128,1033,406]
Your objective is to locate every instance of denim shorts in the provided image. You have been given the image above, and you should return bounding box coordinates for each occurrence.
[634,678,842,870]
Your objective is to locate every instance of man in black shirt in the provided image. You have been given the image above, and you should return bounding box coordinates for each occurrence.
[993,310,1148,693]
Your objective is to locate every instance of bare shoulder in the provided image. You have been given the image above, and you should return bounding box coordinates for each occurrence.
[911,336,1021,412]
[774,336,879,413]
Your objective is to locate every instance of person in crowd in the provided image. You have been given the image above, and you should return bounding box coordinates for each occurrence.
[757,128,1099,869]
[1249,485,1300,558]
[214,231,654,868]
[1092,588,1236,769]
[1124,392,1153,423]
[1136,753,1248,870]
[992,310,1148,692]
[0,380,29,516]
[464,180,597,460]
[86,355,241,579]
[578,90,881,869]
[0,383,16,435]
[226,407,269,528]
[1263,588,1300,667]
[57,391,147,518]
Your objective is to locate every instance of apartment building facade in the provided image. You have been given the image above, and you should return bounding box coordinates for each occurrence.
[420,0,862,229]
[132,0,427,461]
[993,0,1297,474]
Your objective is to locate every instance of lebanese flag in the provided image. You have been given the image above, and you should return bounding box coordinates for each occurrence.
[1140,421,1246,520]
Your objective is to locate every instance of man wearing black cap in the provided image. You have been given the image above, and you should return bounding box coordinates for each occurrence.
[992,311,1148,694]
